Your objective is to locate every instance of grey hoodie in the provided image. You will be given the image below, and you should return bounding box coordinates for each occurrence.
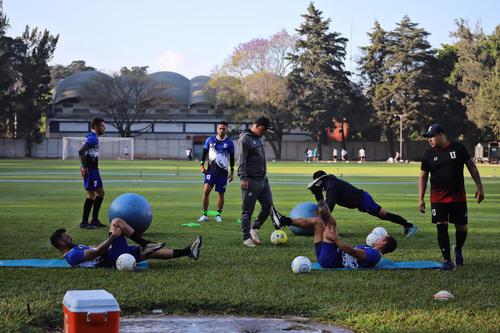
[237,129,267,179]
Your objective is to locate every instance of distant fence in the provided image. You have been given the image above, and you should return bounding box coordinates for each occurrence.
[0,137,466,161]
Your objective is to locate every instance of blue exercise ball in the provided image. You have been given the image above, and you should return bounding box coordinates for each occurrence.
[108,193,152,234]
[288,202,317,236]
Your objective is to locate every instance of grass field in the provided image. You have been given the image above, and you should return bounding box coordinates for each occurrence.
[0,159,499,332]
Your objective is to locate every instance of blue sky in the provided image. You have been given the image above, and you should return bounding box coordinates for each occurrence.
[3,0,499,78]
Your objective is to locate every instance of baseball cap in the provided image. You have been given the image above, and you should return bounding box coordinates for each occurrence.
[423,124,445,138]
[254,116,273,130]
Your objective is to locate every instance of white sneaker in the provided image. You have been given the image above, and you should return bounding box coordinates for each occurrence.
[250,228,261,245]
[215,215,223,223]
[197,215,208,222]
[243,238,256,247]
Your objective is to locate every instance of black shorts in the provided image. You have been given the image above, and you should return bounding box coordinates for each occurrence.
[430,202,468,225]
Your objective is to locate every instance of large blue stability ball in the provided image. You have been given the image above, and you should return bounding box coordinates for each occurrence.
[288,202,317,236]
[109,193,152,234]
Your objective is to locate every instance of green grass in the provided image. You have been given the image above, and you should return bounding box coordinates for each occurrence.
[0,159,499,332]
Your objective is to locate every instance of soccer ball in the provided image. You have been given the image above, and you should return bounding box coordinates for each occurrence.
[270,230,288,245]
[116,253,136,271]
[372,227,388,237]
[291,256,312,274]
[433,290,454,301]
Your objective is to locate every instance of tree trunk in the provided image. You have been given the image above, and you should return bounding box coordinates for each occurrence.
[25,136,32,157]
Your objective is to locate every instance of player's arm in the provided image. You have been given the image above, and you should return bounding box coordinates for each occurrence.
[228,152,235,182]
[78,142,90,178]
[465,159,484,203]
[323,224,367,261]
[237,139,249,189]
[199,148,208,173]
[418,170,429,213]
[80,228,121,262]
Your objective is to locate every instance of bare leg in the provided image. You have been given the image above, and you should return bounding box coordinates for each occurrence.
[201,183,213,212]
[217,192,224,211]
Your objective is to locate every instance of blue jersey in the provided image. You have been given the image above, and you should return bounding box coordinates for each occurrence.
[84,131,100,169]
[204,136,234,176]
[64,245,102,267]
[342,245,382,268]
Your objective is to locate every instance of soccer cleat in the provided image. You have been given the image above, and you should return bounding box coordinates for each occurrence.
[197,215,209,222]
[140,242,165,256]
[243,238,256,247]
[79,221,96,229]
[215,215,223,223]
[306,174,328,193]
[453,245,464,266]
[440,260,455,271]
[270,206,287,229]
[250,228,261,245]
[189,236,202,260]
[90,219,106,228]
[404,224,418,238]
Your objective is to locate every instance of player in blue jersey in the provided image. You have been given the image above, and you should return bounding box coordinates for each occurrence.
[50,218,202,268]
[276,170,417,237]
[271,200,397,268]
[78,118,106,229]
[198,121,235,223]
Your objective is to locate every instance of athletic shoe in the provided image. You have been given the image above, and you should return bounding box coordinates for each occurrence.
[404,224,418,238]
[197,215,209,222]
[306,174,328,193]
[189,236,202,260]
[250,228,261,245]
[140,242,165,256]
[90,219,106,228]
[215,215,223,223]
[79,221,96,229]
[243,238,256,247]
[440,260,455,271]
[453,245,464,266]
[270,206,286,229]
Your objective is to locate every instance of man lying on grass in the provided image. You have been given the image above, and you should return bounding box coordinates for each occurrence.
[50,218,202,268]
[271,200,397,269]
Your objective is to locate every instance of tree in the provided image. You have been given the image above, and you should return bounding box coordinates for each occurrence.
[211,30,297,159]
[50,60,95,88]
[0,2,16,136]
[15,26,58,156]
[287,3,353,158]
[82,67,171,137]
[450,20,499,140]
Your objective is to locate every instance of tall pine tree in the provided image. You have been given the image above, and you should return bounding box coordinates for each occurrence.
[287,3,353,158]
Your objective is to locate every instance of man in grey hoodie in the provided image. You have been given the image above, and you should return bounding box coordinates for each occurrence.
[237,116,274,247]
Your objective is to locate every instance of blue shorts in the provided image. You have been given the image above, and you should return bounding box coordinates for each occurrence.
[315,242,343,268]
[204,171,228,193]
[107,236,141,265]
[358,191,381,216]
[84,168,103,191]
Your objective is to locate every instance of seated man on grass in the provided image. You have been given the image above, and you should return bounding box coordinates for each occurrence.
[271,201,397,269]
[50,218,202,268]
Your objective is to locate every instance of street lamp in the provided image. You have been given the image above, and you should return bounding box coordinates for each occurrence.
[394,114,406,161]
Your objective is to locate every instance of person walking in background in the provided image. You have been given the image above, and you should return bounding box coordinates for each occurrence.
[332,147,338,163]
[198,121,235,223]
[358,148,366,163]
[237,116,274,247]
[78,118,107,229]
[341,148,347,162]
[185,147,193,160]
[419,124,484,270]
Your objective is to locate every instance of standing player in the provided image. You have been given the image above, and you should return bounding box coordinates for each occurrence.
[238,116,274,247]
[198,121,235,223]
[271,170,418,237]
[78,118,106,229]
[419,124,484,270]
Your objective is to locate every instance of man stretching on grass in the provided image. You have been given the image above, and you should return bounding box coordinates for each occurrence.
[271,200,397,268]
[274,170,417,237]
[50,218,202,268]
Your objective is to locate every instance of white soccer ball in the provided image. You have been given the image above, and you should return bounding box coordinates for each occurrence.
[270,230,288,245]
[372,227,388,237]
[291,256,312,274]
[433,290,454,301]
[116,253,136,271]
[366,232,380,247]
